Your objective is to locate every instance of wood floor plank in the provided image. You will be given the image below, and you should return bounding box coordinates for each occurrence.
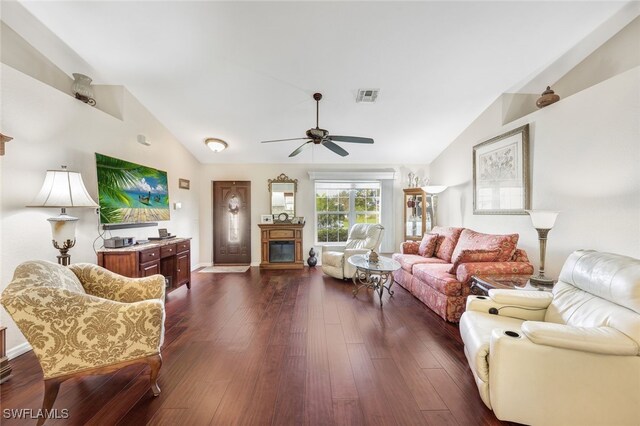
[325,323,359,399]
[1,267,511,426]
[346,343,397,426]
[272,356,307,426]
[371,358,426,426]
[422,410,460,426]
[332,399,365,426]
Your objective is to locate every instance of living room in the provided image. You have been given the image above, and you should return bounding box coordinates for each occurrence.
[1,1,639,425]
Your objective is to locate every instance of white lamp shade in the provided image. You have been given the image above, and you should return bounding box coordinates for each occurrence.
[48,214,78,245]
[29,168,98,208]
[422,185,448,194]
[526,210,559,229]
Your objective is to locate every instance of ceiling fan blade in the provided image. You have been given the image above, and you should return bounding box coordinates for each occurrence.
[328,135,374,144]
[261,137,309,143]
[289,140,312,157]
[322,140,349,157]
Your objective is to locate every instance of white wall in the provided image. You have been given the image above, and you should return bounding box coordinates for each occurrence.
[198,163,429,265]
[0,65,202,354]
[430,66,640,278]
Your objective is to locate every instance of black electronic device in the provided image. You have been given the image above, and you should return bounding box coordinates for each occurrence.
[104,236,135,248]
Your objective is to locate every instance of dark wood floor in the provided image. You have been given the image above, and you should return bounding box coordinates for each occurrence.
[1,267,513,425]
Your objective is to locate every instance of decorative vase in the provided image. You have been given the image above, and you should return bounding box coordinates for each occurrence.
[71,73,96,106]
[307,247,317,267]
[536,86,560,108]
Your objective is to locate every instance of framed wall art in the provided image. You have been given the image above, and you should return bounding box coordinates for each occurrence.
[261,214,274,224]
[473,124,530,215]
[178,178,190,190]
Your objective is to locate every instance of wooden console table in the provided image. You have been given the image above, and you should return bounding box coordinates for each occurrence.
[97,238,191,290]
[258,223,304,269]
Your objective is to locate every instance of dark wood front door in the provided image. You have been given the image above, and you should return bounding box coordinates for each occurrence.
[213,181,251,265]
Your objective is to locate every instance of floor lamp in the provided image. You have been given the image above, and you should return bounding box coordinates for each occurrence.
[422,185,448,229]
[28,166,98,266]
[526,210,559,285]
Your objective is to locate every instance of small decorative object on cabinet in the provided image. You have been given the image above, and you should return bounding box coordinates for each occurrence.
[536,86,560,108]
[403,187,428,240]
[71,73,96,106]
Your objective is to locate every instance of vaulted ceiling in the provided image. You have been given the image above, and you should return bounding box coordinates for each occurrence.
[18,1,632,164]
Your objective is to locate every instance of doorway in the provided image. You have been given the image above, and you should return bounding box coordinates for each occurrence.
[213,181,251,265]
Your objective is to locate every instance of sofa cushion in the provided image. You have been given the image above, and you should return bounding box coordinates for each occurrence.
[418,233,438,257]
[452,229,519,263]
[413,263,462,296]
[392,253,446,273]
[431,226,464,262]
[448,249,502,274]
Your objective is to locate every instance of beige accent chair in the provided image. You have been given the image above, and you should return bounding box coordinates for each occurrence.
[322,223,384,279]
[460,250,640,426]
[1,260,165,426]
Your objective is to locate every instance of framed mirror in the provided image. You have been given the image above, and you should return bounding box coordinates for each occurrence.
[268,173,297,218]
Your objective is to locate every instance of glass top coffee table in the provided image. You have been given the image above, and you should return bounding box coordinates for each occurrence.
[348,254,401,307]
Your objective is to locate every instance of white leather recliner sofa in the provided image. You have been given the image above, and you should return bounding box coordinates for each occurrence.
[321,223,384,280]
[460,250,640,426]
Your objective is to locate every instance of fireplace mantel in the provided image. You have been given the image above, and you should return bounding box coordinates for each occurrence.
[258,222,305,269]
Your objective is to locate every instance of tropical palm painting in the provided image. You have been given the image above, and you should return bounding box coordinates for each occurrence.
[95,153,170,224]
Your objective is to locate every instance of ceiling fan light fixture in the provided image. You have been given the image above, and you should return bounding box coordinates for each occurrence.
[205,138,228,152]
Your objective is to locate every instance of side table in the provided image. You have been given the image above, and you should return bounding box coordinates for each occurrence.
[0,326,11,383]
[348,254,401,307]
[470,274,554,296]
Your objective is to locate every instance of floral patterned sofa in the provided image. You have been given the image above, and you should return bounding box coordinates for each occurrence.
[392,226,534,322]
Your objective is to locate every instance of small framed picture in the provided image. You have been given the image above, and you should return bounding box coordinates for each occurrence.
[291,217,300,224]
[178,178,190,190]
[261,214,274,224]
[298,216,305,224]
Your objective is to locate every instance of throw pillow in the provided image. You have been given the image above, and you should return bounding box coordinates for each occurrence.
[418,233,439,257]
[448,248,502,274]
[451,229,519,263]
[431,226,464,262]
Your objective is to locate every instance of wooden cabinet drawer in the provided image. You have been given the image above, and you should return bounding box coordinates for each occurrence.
[140,248,160,263]
[269,229,294,239]
[160,244,177,258]
[177,240,190,253]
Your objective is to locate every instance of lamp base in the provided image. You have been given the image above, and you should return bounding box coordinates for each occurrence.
[529,275,555,286]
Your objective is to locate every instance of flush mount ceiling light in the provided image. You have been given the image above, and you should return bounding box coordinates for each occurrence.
[205,138,228,152]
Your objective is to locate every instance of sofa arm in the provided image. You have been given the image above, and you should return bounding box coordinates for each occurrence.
[456,261,534,284]
[1,287,165,379]
[521,322,639,356]
[400,241,420,255]
[69,263,165,303]
[466,291,551,321]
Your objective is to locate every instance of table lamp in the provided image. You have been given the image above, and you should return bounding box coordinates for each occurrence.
[526,210,559,285]
[28,166,98,265]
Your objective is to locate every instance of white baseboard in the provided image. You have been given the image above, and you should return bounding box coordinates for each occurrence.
[7,342,32,360]
[194,262,212,269]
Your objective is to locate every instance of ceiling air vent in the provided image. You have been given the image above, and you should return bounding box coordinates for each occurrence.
[356,88,379,103]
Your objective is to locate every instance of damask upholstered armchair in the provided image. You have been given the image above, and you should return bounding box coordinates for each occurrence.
[1,260,165,425]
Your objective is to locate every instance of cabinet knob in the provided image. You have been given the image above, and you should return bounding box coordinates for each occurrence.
[151,253,155,256]
[177,269,180,272]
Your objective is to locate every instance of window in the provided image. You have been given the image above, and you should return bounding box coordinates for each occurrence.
[315,181,381,243]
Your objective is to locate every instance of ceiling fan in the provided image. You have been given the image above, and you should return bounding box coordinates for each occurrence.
[261,92,374,157]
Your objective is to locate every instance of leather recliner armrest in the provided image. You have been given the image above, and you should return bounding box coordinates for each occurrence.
[521,322,640,356]
[466,291,552,321]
